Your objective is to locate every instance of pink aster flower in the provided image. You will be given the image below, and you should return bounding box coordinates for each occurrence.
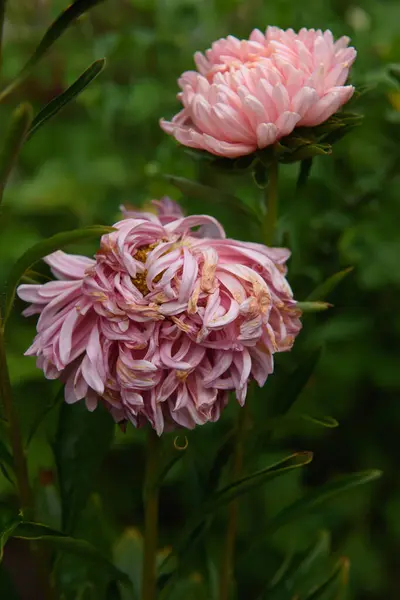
[17,198,301,434]
[160,27,356,157]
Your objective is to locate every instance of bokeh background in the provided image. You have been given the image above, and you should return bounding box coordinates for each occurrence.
[0,0,400,598]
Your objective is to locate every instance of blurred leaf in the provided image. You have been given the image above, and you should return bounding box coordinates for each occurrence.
[296,158,313,190]
[153,446,186,491]
[107,581,124,600]
[252,161,269,189]
[272,349,322,416]
[0,103,33,203]
[12,521,130,584]
[307,268,354,302]
[304,558,349,600]
[54,401,114,533]
[0,516,22,562]
[0,438,14,485]
[208,452,313,513]
[297,301,332,313]
[269,470,382,532]
[205,432,235,494]
[2,225,114,324]
[113,528,142,599]
[28,59,106,139]
[164,174,261,223]
[298,415,339,429]
[0,0,106,100]
[26,386,64,448]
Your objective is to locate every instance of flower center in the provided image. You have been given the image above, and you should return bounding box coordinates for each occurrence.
[131,243,161,296]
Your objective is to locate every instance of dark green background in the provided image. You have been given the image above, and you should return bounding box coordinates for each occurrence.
[0,0,400,598]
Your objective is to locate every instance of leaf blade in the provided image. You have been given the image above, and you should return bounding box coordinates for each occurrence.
[28,59,106,138]
[269,470,382,532]
[0,103,33,203]
[0,0,106,100]
[307,268,354,302]
[12,521,130,584]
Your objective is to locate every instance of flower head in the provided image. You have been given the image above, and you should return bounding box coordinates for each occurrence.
[160,27,356,157]
[18,198,301,434]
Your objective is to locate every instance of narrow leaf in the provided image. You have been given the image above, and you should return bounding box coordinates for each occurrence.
[153,447,185,491]
[272,349,321,416]
[0,516,22,562]
[0,103,33,203]
[299,414,339,429]
[28,59,106,139]
[26,386,64,448]
[0,0,106,100]
[297,301,332,313]
[54,400,114,533]
[269,470,382,532]
[159,452,313,587]
[12,521,130,584]
[164,174,261,223]
[304,558,349,600]
[208,452,313,512]
[307,268,354,302]
[3,225,113,323]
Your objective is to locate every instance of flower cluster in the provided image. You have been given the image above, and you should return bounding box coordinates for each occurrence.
[18,199,301,434]
[161,27,356,157]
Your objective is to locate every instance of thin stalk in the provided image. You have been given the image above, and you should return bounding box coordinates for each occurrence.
[0,0,7,72]
[0,315,56,600]
[141,428,160,600]
[0,319,32,513]
[218,403,248,600]
[263,160,279,246]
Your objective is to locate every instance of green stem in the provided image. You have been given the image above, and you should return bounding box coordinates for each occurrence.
[141,428,160,600]
[0,319,32,513]
[263,160,279,246]
[0,0,7,72]
[0,315,57,600]
[219,403,248,600]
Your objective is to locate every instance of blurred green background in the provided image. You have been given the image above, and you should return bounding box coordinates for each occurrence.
[1,0,400,598]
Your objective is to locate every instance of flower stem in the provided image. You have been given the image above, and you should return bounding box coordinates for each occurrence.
[263,160,279,246]
[141,427,160,600]
[219,403,247,600]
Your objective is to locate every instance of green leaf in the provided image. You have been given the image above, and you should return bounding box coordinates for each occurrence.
[113,528,143,599]
[298,414,339,428]
[54,401,115,533]
[0,0,106,101]
[290,531,331,587]
[28,59,106,139]
[0,516,22,562]
[26,386,64,448]
[0,438,15,485]
[252,161,269,189]
[307,268,354,302]
[11,521,130,584]
[304,558,349,600]
[272,349,322,416]
[0,103,33,203]
[159,452,313,589]
[153,446,186,491]
[296,158,313,190]
[297,301,332,313]
[2,225,114,324]
[164,174,261,223]
[269,470,382,532]
[207,451,313,513]
[283,143,332,163]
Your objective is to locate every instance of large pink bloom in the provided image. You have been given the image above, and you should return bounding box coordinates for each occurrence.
[160,27,356,157]
[18,199,301,434]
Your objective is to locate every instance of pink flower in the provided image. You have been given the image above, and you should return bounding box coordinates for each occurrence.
[18,198,301,434]
[160,27,356,157]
